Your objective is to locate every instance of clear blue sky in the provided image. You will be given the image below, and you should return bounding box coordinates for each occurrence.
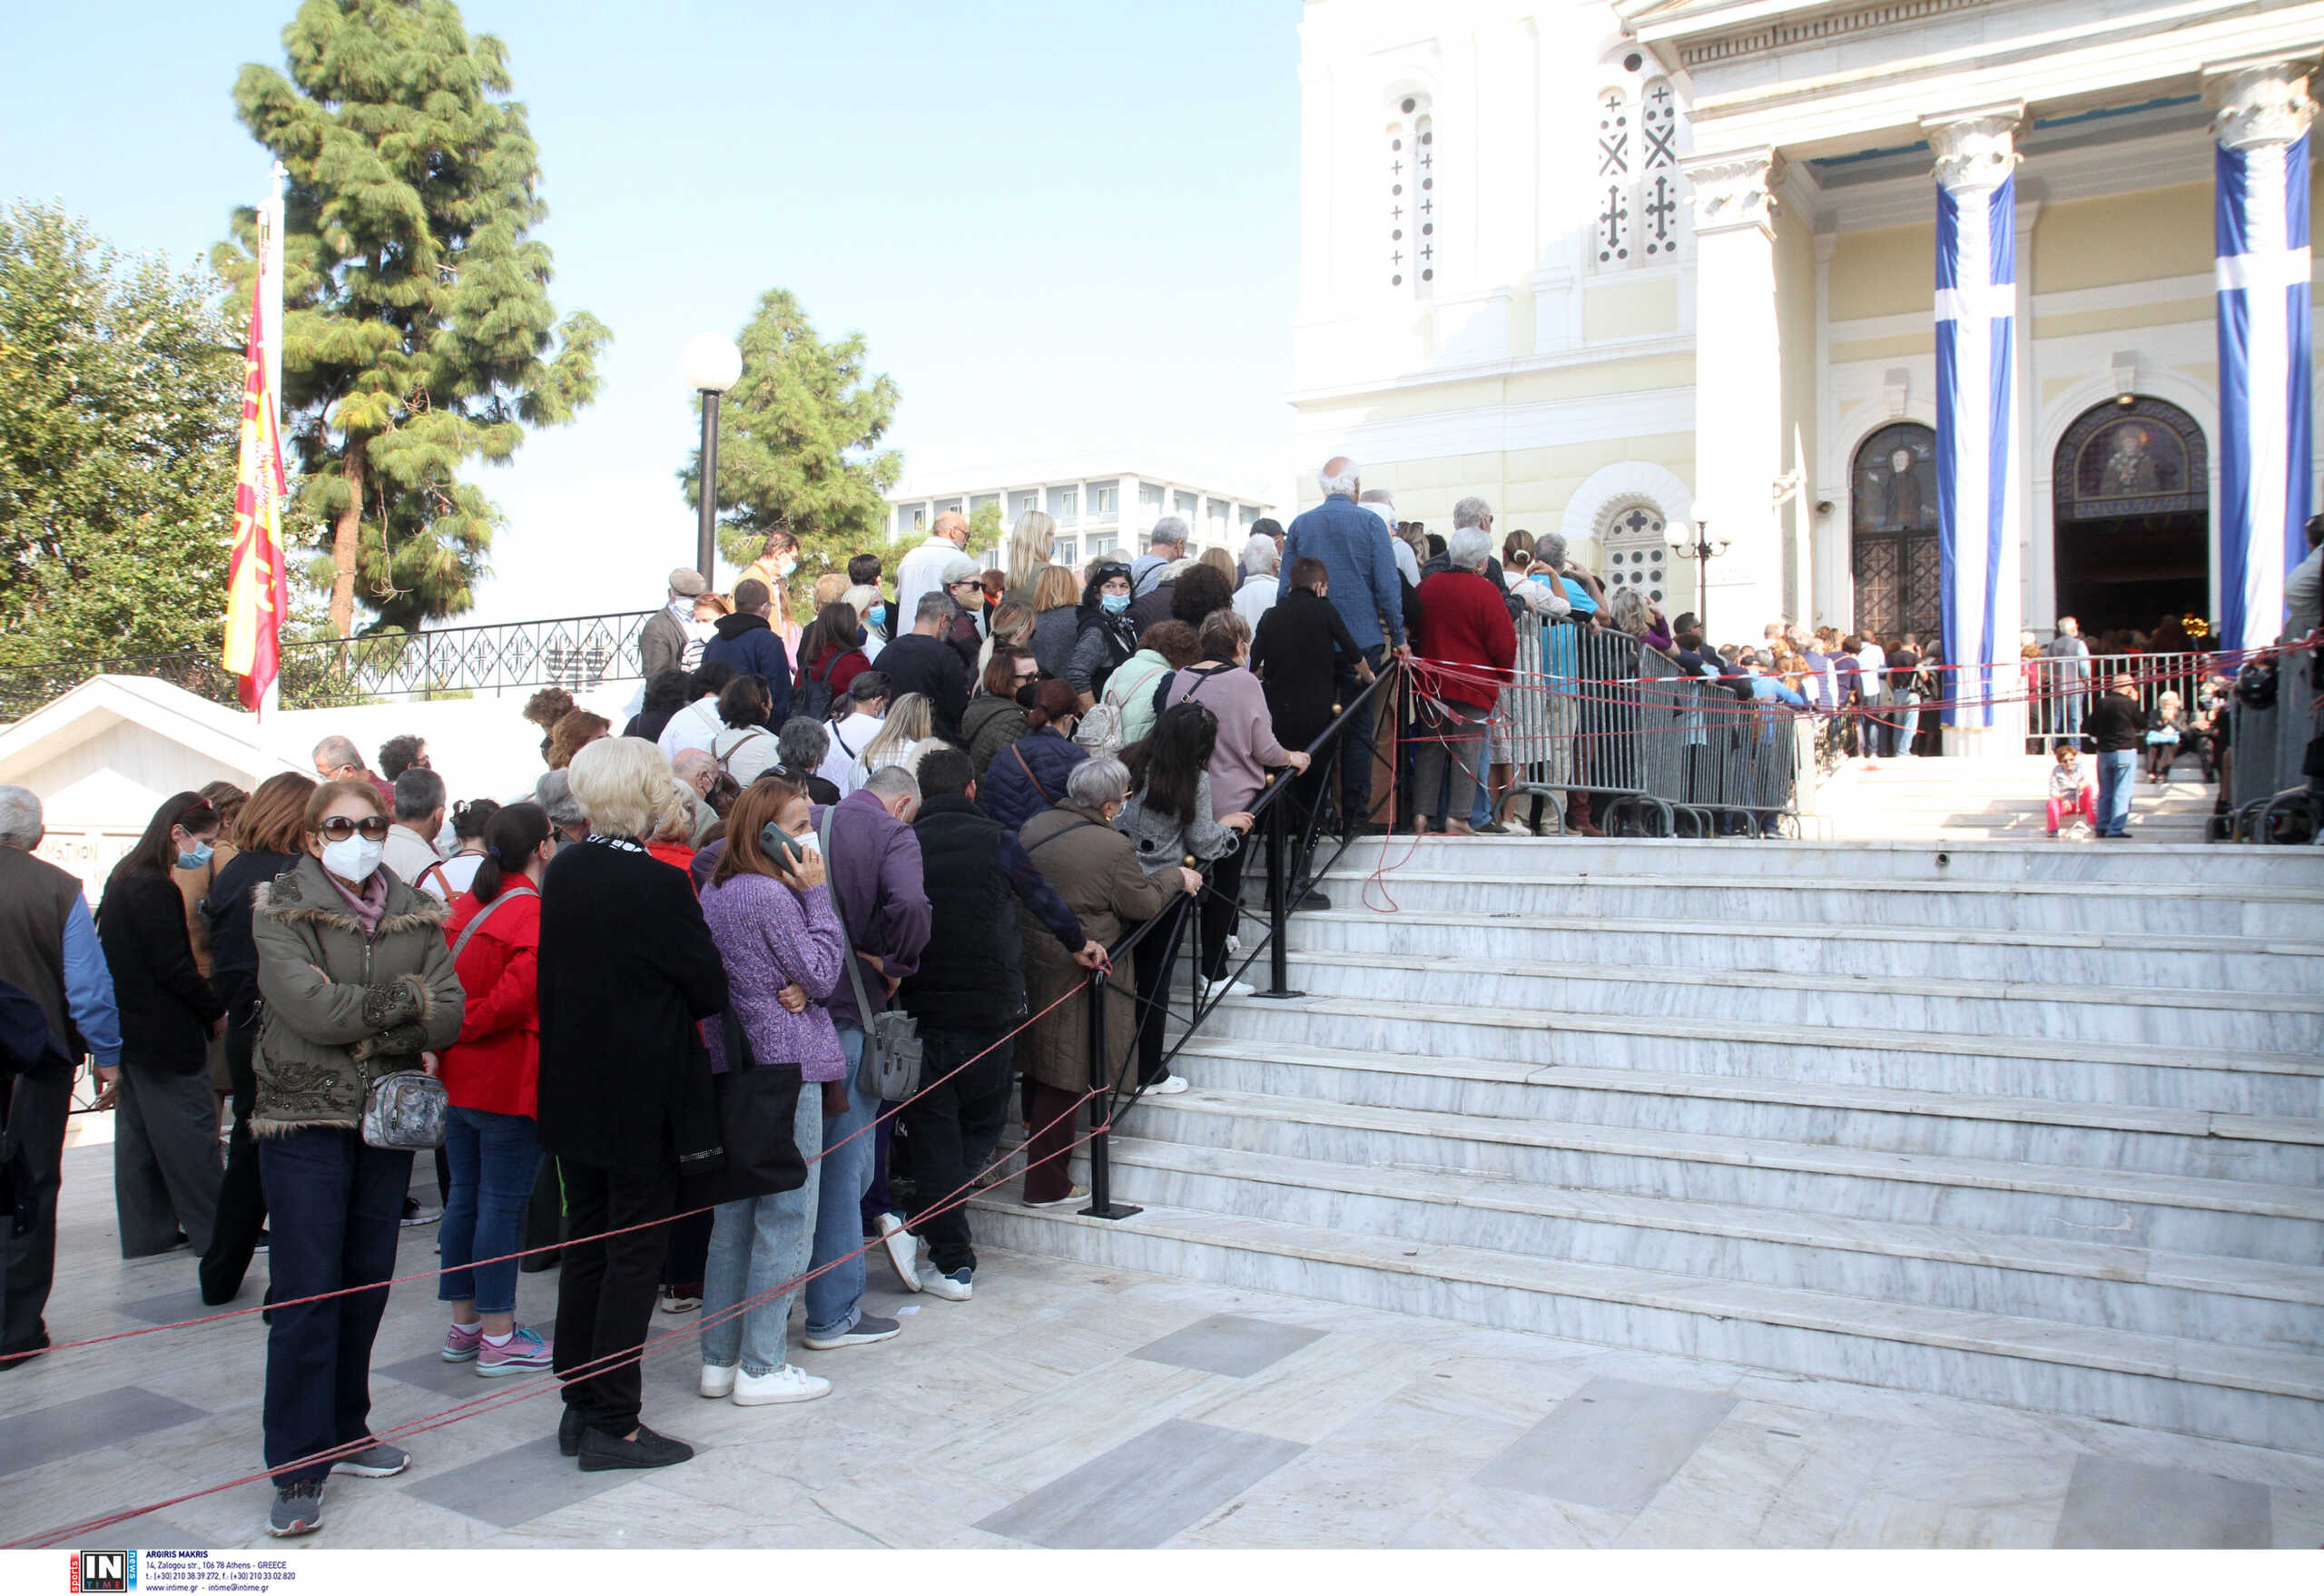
[1,0,1303,624]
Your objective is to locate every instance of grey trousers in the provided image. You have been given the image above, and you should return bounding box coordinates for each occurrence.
[4,1070,73,1355]
[115,1063,220,1257]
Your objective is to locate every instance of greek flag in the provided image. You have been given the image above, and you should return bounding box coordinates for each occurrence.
[2216,132,2312,654]
[1935,172,2014,727]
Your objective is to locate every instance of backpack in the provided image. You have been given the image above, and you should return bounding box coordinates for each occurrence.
[796,650,842,723]
[1075,700,1125,756]
[715,726,771,778]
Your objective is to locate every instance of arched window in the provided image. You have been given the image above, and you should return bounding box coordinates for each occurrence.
[1387,92,1435,296]
[1594,61,1688,271]
[1599,499,1670,606]
[1850,422,1940,640]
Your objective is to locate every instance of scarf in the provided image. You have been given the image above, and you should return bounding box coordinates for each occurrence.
[327,869,389,937]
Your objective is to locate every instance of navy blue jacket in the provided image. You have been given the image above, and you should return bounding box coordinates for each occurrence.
[977,727,1089,834]
[702,615,793,724]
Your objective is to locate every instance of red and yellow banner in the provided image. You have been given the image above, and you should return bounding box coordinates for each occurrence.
[222,271,289,713]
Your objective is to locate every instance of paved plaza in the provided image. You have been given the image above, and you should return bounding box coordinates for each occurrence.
[0,1132,2319,1551]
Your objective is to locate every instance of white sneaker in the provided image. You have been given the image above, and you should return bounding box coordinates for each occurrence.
[1225,933,1243,954]
[1201,977,1255,1002]
[733,1364,832,1406]
[916,1264,974,1301]
[877,1214,921,1292]
[1143,1075,1189,1096]
[698,1363,737,1399]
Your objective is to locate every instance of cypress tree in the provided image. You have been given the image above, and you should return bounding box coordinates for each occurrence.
[218,0,607,635]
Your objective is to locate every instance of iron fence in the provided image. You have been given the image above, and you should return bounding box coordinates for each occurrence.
[2024,649,2214,750]
[2220,645,2321,842]
[0,611,656,719]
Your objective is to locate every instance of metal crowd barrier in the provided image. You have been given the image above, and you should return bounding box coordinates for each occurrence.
[1502,619,1807,838]
[2221,646,2320,842]
[2025,650,2211,750]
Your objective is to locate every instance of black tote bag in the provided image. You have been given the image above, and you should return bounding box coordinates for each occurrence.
[677,1007,807,1210]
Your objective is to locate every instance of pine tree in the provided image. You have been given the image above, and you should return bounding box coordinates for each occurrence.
[218,0,607,635]
[0,203,242,670]
[682,289,904,606]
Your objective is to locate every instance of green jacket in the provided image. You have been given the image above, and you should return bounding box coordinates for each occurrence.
[249,854,465,1138]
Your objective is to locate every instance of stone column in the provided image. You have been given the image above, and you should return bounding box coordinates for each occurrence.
[1926,109,2026,757]
[1680,147,1787,635]
[2208,58,2316,652]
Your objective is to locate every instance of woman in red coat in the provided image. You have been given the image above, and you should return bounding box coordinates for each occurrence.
[1413,526,1518,834]
[437,803,556,1376]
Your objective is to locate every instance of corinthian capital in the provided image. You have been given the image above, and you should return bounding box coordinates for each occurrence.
[2207,58,2317,151]
[1923,108,2022,195]
[1681,149,1781,239]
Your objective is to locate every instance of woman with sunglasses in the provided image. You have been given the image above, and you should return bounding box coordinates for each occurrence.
[249,779,465,1539]
[96,791,229,1259]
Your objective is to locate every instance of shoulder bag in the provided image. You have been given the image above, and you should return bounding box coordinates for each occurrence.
[817,807,924,1102]
[361,886,541,1152]
[676,1005,808,1209]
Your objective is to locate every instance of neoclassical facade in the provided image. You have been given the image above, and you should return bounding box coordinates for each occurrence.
[1288,0,2321,668]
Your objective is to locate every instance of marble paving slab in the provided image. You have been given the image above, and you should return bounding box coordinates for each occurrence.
[113,1287,231,1327]
[1128,1313,1328,1378]
[1480,1376,1738,1514]
[0,1385,208,1480]
[398,1434,635,1531]
[977,1418,1305,1549]
[374,1325,557,1396]
[2053,1454,2273,1549]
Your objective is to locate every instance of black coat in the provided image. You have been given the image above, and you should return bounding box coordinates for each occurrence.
[202,848,299,1023]
[901,797,1027,1031]
[1251,587,1366,747]
[2087,692,2144,753]
[878,632,970,743]
[537,836,730,1174]
[96,872,222,1075]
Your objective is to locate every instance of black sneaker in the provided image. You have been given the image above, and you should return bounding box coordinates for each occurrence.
[400,1197,439,1228]
[557,1405,585,1458]
[577,1422,694,1473]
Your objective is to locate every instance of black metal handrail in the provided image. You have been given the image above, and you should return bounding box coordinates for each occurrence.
[0,610,657,717]
[1077,663,1405,1217]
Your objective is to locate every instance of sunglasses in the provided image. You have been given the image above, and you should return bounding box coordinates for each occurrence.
[316,815,391,842]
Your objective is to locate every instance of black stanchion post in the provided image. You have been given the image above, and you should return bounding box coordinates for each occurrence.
[1261,780,1301,1000]
[1078,972,1139,1220]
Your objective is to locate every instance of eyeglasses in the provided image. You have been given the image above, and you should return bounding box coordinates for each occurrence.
[316,815,391,842]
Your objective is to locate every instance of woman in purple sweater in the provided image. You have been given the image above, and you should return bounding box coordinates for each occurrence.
[696,777,849,1409]
[1162,610,1309,998]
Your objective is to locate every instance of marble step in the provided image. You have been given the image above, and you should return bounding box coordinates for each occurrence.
[1324,835,2317,887]
[1117,1089,2324,1263]
[1315,868,2319,936]
[972,1200,2324,1454]
[1201,991,2323,1115]
[1288,907,2324,995]
[1165,1035,2324,1186]
[1078,1137,2324,1349]
[1270,948,2324,1053]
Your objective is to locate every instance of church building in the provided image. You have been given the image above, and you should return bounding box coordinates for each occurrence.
[1287,0,2319,715]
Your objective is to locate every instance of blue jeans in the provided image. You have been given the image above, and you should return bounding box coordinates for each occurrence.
[257,1127,411,1483]
[437,1107,543,1315]
[700,1086,822,1375]
[2096,749,2136,835]
[1886,690,1920,757]
[804,1027,878,1340]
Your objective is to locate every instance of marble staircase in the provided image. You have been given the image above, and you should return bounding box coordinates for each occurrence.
[976,836,2324,1454]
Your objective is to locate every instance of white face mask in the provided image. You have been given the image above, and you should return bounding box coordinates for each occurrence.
[670,596,694,621]
[320,835,384,882]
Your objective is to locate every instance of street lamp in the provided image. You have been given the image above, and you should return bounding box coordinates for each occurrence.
[1664,519,1729,634]
[683,332,743,579]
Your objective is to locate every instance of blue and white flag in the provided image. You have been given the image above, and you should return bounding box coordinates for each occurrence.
[1935,172,2014,726]
[2217,132,2313,654]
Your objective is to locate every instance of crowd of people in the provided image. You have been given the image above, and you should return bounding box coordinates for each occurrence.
[14,456,2312,1542]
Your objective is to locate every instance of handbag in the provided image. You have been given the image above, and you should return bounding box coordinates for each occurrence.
[818,807,924,1102]
[677,1006,807,1209]
[361,1069,448,1151]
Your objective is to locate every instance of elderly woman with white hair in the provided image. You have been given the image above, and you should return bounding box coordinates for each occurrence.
[1412,526,1519,835]
[1232,527,1282,631]
[1013,756,1198,1207]
[536,737,729,1473]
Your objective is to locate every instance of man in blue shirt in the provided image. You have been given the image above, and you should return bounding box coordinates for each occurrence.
[0,786,123,1368]
[1279,458,1409,832]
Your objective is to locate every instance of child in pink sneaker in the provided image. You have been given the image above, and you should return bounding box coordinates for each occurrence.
[2046,743,2095,837]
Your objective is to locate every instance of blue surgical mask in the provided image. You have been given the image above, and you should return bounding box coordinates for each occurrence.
[176,841,214,871]
[1101,592,1132,615]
